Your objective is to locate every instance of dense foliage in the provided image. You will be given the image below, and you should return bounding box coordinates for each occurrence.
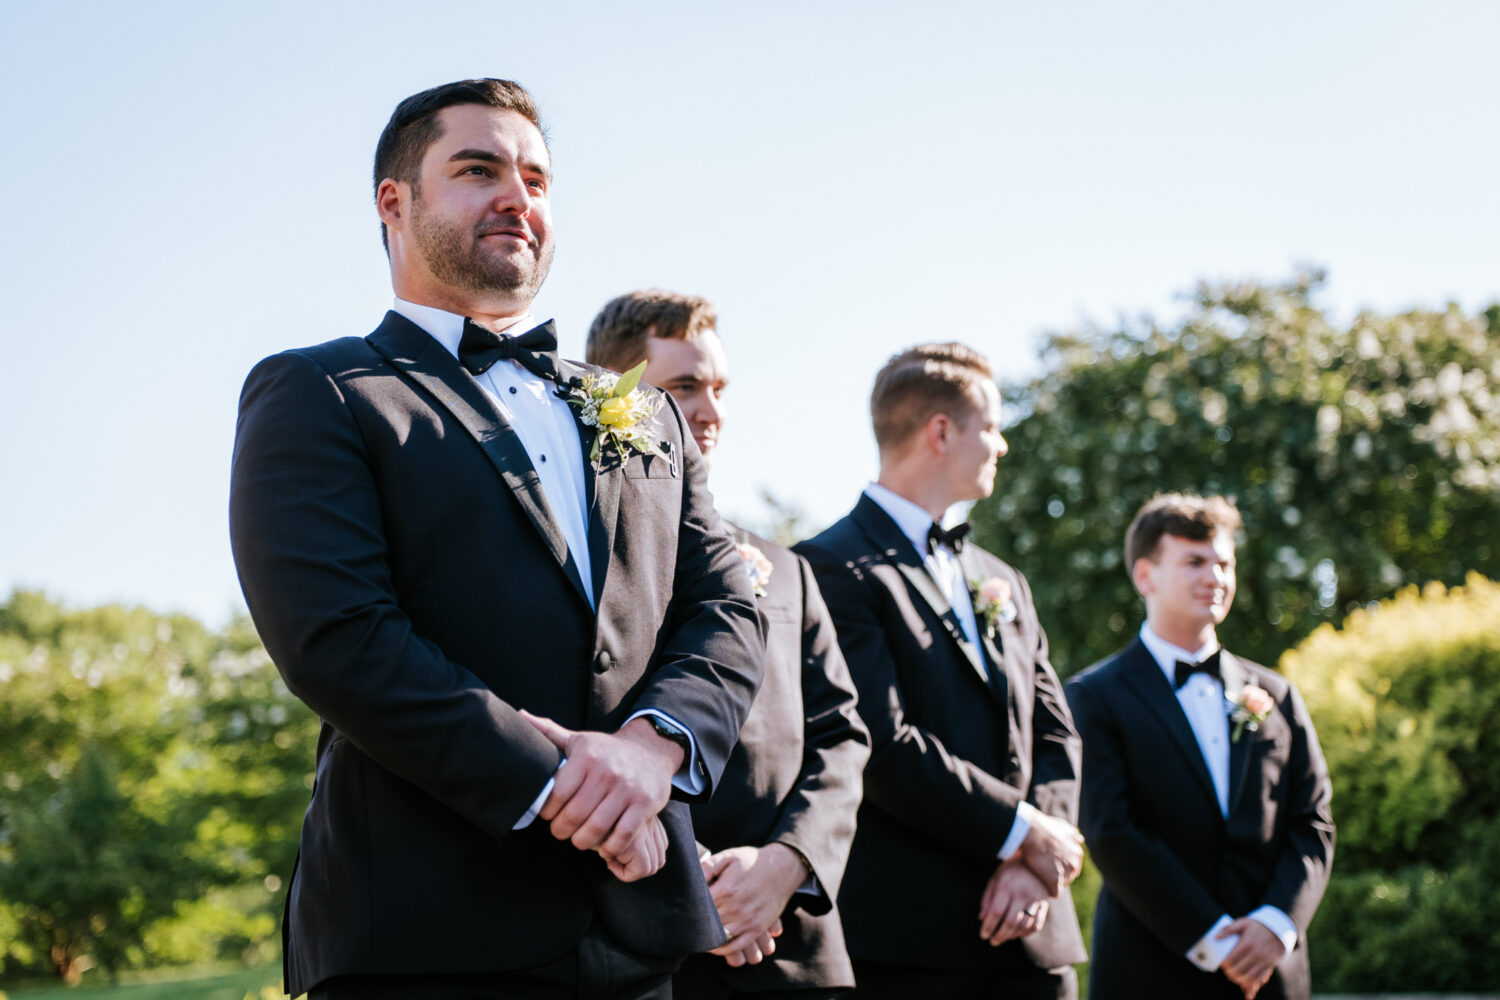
[1285,574,1500,990]
[971,271,1500,674]
[0,593,316,984]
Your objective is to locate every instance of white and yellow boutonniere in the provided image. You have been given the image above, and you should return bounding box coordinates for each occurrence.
[1229,684,1275,742]
[970,577,1018,638]
[737,543,773,598]
[565,360,666,462]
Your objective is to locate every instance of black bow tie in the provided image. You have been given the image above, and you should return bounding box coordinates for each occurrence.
[1174,650,1223,690]
[927,521,971,554]
[458,318,560,383]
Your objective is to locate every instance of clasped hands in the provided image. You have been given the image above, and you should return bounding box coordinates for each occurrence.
[520,711,682,883]
[1216,918,1284,999]
[978,811,1085,946]
[700,843,809,967]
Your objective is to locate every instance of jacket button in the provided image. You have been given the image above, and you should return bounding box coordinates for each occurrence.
[594,651,612,674]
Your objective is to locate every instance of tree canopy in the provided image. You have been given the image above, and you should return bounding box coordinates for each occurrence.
[0,592,316,983]
[971,270,1500,673]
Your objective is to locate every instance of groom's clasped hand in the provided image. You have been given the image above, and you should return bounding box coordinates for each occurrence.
[520,710,679,883]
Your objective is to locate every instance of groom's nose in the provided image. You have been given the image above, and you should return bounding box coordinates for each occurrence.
[491,168,534,219]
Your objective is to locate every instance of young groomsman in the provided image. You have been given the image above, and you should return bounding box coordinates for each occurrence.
[1065,494,1335,1000]
[795,343,1087,999]
[587,290,871,1000]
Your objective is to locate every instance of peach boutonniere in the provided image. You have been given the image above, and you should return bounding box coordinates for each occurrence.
[1229,684,1275,742]
[970,577,1018,638]
[737,543,773,598]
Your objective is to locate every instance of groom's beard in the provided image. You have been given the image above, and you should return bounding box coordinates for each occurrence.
[411,201,554,301]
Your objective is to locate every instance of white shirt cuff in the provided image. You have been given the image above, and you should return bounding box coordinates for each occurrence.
[1187,913,1237,971]
[997,801,1040,860]
[512,761,564,830]
[625,709,705,796]
[1249,905,1297,955]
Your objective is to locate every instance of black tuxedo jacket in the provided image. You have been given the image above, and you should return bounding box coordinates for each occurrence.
[795,494,1087,971]
[228,312,766,996]
[1065,640,1335,1000]
[682,526,870,993]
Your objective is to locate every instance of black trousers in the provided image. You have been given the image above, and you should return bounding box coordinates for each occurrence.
[849,947,1077,1000]
[308,918,679,1000]
[672,953,845,1000]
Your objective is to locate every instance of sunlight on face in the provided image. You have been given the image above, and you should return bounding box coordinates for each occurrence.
[641,331,730,469]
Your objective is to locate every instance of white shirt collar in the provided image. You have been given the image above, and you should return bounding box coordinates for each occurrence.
[1139,622,1220,685]
[392,297,536,361]
[864,482,946,558]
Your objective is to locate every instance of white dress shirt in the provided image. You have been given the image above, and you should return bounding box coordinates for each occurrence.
[392,299,703,827]
[863,483,1037,859]
[1138,623,1298,970]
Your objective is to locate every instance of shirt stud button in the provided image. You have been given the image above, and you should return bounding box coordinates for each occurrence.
[509,386,518,394]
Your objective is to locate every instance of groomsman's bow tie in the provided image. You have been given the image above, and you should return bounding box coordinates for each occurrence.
[459,318,560,382]
[927,521,972,554]
[1174,650,1223,689]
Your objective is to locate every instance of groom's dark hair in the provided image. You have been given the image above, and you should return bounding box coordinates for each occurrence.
[1125,493,1242,572]
[374,79,546,253]
[585,290,719,373]
[870,342,994,453]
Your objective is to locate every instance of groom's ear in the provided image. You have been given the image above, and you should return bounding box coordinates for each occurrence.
[376,178,409,232]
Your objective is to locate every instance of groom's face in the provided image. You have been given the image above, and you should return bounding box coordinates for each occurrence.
[640,330,730,469]
[407,105,555,303]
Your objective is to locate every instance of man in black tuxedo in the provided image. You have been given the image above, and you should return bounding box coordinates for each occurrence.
[795,343,1088,999]
[1065,494,1335,1000]
[228,80,765,999]
[586,290,870,1000]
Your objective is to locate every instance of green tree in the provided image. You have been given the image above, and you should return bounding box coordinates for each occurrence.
[0,593,315,983]
[971,269,1500,674]
[1284,575,1500,989]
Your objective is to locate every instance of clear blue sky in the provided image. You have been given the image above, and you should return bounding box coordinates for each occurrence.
[2,0,1496,623]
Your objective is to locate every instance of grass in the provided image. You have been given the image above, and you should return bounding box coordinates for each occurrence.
[0,962,287,1000]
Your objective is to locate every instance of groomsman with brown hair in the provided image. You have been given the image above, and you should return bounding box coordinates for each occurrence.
[1065,494,1334,1000]
[795,343,1087,999]
[588,290,871,1000]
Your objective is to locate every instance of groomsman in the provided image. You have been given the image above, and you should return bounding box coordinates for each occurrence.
[229,81,765,999]
[1065,494,1335,1000]
[795,343,1087,999]
[587,290,871,1000]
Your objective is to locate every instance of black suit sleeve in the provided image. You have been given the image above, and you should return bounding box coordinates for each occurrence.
[1066,675,1225,951]
[1259,682,1336,934]
[229,352,563,839]
[800,541,1028,865]
[626,396,766,801]
[765,556,870,912]
[1012,572,1082,825]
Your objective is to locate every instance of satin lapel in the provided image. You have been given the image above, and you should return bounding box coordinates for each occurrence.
[1116,640,1221,814]
[958,548,1015,712]
[851,496,988,686]
[1221,651,1255,814]
[556,358,620,608]
[367,313,591,606]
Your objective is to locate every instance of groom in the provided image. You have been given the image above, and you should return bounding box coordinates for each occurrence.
[229,80,765,999]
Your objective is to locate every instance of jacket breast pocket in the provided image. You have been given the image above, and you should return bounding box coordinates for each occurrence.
[622,443,679,480]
